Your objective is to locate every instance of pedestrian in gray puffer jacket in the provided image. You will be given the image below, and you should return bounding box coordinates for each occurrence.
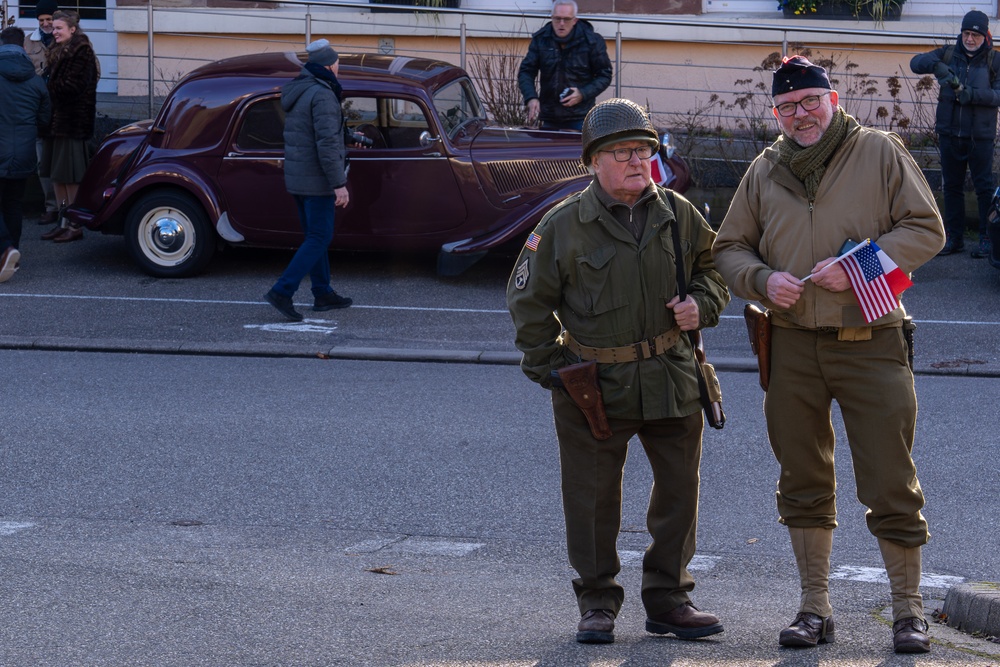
[0,27,52,283]
[263,39,353,322]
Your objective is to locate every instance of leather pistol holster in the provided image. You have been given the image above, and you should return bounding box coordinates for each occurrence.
[743,303,772,391]
[556,360,613,440]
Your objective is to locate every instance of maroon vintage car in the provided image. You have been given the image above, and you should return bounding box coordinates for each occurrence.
[69,51,688,277]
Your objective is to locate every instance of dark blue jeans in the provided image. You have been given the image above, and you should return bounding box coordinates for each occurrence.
[271,194,335,298]
[939,135,995,239]
[0,178,26,252]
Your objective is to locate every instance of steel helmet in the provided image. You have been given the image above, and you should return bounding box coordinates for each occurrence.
[581,98,659,166]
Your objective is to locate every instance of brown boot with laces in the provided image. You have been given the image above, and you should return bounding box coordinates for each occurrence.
[576,608,614,644]
[779,612,835,647]
[893,616,930,653]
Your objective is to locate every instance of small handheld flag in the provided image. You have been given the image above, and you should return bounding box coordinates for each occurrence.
[840,240,913,323]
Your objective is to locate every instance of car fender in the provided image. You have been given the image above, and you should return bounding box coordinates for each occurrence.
[90,162,225,236]
[443,176,591,254]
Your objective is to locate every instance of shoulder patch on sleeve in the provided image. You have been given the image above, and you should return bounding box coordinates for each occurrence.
[525,232,542,252]
[514,258,530,290]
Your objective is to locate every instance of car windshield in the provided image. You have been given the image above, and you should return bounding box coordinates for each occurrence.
[432,78,484,138]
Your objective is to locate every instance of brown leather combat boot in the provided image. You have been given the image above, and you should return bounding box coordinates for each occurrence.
[576,608,614,644]
[779,611,835,647]
[646,602,723,639]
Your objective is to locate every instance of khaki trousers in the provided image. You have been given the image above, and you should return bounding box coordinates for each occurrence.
[551,389,703,616]
[764,327,929,547]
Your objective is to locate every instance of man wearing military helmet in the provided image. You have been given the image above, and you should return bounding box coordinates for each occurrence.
[507,98,730,644]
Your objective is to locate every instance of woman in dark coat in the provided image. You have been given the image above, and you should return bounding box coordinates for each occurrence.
[40,9,97,243]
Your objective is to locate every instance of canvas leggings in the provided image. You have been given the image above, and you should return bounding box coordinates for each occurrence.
[551,389,704,617]
[763,326,929,547]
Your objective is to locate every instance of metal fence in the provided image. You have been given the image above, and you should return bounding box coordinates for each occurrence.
[87,0,960,183]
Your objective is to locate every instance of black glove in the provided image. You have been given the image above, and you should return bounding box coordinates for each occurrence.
[957,87,973,105]
[934,61,961,89]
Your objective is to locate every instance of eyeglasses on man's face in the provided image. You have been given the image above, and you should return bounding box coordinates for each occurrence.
[599,145,655,162]
[774,91,831,117]
[551,16,576,23]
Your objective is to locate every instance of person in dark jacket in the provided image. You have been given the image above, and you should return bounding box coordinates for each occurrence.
[264,39,353,322]
[0,26,51,283]
[39,9,98,244]
[517,0,612,131]
[23,0,60,225]
[911,10,1000,260]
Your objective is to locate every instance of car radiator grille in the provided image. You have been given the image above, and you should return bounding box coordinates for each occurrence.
[486,159,589,197]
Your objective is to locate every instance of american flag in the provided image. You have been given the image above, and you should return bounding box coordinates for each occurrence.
[841,240,913,323]
[525,232,542,251]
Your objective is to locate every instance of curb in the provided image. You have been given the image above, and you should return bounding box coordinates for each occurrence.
[942,582,1000,640]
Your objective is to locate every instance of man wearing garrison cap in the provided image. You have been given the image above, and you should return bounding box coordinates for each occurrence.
[911,11,1000,262]
[714,55,944,654]
[24,0,60,224]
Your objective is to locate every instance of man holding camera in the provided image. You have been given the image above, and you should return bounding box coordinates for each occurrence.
[517,0,612,131]
[911,10,1000,260]
[264,39,354,321]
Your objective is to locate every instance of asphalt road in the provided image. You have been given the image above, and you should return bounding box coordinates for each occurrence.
[1,217,999,665]
[3,222,1000,377]
[1,352,998,666]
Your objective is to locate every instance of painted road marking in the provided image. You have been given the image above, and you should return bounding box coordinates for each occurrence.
[0,521,35,535]
[344,538,483,557]
[2,293,1000,326]
[832,565,964,588]
[244,319,339,334]
[620,551,720,570]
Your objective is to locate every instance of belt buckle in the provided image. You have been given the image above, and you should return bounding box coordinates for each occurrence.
[633,338,654,360]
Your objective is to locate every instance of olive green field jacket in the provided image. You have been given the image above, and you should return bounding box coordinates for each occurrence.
[506,183,730,421]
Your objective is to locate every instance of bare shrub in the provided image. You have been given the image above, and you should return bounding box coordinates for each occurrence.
[467,37,528,127]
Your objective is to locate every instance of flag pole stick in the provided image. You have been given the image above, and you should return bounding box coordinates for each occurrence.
[801,238,871,282]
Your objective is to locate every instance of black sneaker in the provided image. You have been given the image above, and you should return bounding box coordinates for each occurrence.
[313,291,352,311]
[970,236,993,259]
[937,238,964,256]
[264,289,303,321]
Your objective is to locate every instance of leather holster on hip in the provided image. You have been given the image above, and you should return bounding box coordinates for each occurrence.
[743,303,772,391]
[556,360,613,440]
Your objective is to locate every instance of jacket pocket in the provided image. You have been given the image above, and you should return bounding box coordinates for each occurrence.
[571,244,628,316]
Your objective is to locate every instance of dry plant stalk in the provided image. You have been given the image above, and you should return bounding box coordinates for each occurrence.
[467,38,529,128]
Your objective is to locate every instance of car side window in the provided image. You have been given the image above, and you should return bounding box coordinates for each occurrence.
[235,96,285,151]
[344,96,431,150]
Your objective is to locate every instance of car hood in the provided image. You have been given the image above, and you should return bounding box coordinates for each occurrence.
[470,127,590,209]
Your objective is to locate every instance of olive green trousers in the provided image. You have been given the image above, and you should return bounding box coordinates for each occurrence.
[551,389,704,617]
[764,326,929,547]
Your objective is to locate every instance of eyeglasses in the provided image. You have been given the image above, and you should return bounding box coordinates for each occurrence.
[962,30,985,41]
[551,16,576,23]
[599,146,655,162]
[774,91,831,117]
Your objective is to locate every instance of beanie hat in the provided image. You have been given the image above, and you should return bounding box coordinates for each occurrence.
[962,10,989,37]
[35,0,58,17]
[306,39,338,66]
[771,55,832,97]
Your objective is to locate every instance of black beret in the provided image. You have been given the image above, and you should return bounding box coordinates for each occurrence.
[35,0,58,16]
[772,55,832,97]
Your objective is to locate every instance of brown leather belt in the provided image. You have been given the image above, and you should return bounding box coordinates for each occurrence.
[562,327,682,364]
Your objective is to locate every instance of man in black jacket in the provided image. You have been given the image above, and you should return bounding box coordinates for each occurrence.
[517,0,612,131]
[911,10,1000,260]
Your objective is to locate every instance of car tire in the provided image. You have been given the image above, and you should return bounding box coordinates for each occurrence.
[125,189,215,278]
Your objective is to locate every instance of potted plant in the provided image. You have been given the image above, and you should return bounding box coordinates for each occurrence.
[778,0,903,23]
[370,0,461,11]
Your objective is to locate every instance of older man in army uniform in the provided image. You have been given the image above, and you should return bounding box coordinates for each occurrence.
[507,98,730,644]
